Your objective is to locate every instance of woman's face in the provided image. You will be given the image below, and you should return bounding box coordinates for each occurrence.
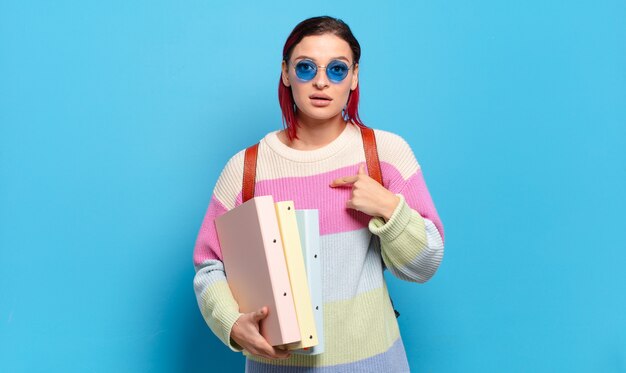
[281,33,359,123]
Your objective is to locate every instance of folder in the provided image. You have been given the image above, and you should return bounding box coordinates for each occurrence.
[293,209,325,355]
[215,195,301,347]
[274,201,319,350]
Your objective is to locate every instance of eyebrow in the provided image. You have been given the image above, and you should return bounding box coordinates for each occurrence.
[293,55,351,63]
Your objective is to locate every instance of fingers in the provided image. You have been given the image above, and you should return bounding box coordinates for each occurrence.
[330,175,359,187]
[236,307,291,360]
[250,307,290,358]
[247,338,291,360]
[256,339,291,359]
[330,163,368,187]
[345,199,357,211]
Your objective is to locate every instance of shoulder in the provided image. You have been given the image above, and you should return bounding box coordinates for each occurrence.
[370,127,421,179]
[212,130,279,209]
[371,127,412,150]
[212,148,246,210]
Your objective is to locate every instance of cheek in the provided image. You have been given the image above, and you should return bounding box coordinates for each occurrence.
[290,85,307,105]
[340,83,352,98]
[335,83,353,104]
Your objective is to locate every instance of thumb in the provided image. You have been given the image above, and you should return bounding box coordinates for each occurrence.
[357,163,366,175]
[253,306,268,322]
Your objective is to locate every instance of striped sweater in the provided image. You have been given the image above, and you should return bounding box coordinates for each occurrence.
[192,123,445,372]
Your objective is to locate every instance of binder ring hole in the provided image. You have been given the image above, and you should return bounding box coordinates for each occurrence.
[287,206,291,210]
[283,292,287,296]
[314,254,317,258]
[273,239,277,243]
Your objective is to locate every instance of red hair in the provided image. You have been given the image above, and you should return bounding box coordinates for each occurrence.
[278,16,367,141]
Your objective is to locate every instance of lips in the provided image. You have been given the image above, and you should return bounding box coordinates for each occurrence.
[309,94,333,107]
[309,94,332,101]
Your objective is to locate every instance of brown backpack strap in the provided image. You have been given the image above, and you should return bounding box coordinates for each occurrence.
[242,143,259,203]
[360,127,383,185]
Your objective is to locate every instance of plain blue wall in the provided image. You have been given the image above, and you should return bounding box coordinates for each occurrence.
[1,1,624,372]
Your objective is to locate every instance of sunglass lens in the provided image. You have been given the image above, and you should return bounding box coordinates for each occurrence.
[327,61,350,82]
[295,60,317,81]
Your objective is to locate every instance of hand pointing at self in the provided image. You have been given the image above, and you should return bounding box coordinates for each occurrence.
[329,163,400,221]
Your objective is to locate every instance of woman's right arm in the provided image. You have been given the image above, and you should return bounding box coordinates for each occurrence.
[192,151,290,359]
[192,191,245,352]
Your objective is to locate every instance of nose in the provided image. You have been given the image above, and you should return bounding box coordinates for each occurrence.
[312,69,329,89]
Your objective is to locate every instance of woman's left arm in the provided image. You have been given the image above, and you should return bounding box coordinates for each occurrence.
[331,146,445,283]
[369,185,445,283]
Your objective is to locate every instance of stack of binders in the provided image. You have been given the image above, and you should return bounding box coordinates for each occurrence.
[215,195,325,354]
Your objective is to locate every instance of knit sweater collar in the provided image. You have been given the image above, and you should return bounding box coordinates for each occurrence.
[262,122,360,163]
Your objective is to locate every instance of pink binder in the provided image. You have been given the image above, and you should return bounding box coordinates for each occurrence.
[215,195,301,347]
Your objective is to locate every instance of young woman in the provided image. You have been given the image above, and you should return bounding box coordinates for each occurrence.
[193,16,445,372]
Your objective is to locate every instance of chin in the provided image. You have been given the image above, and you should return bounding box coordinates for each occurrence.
[299,106,343,121]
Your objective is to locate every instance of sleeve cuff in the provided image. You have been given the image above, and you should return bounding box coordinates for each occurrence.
[199,279,246,353]
[224,311,245,352]
[368,194,414,242]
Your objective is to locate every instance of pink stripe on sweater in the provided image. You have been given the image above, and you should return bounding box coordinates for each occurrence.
[193,162,445,265]
[398,170,445,242]
[193,195,228,265]
[229,163,444,240]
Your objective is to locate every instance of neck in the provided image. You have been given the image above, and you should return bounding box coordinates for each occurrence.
[281,111,348,150]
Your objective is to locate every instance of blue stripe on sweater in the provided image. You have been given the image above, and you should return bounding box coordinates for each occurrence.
[245,336,410,373]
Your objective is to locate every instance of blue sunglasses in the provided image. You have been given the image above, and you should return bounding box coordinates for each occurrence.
[290,59,355,83]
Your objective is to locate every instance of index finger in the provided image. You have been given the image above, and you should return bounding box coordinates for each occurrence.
[330,175,359,187]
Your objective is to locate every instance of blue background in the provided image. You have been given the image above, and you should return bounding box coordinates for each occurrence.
[1,1,625,372]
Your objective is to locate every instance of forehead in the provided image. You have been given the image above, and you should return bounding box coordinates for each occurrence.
[291,34,353,62]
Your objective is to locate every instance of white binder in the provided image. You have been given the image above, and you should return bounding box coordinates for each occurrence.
[293,209,325,355]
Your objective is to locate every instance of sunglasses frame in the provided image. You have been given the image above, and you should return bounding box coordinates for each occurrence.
[288,58,356,83]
